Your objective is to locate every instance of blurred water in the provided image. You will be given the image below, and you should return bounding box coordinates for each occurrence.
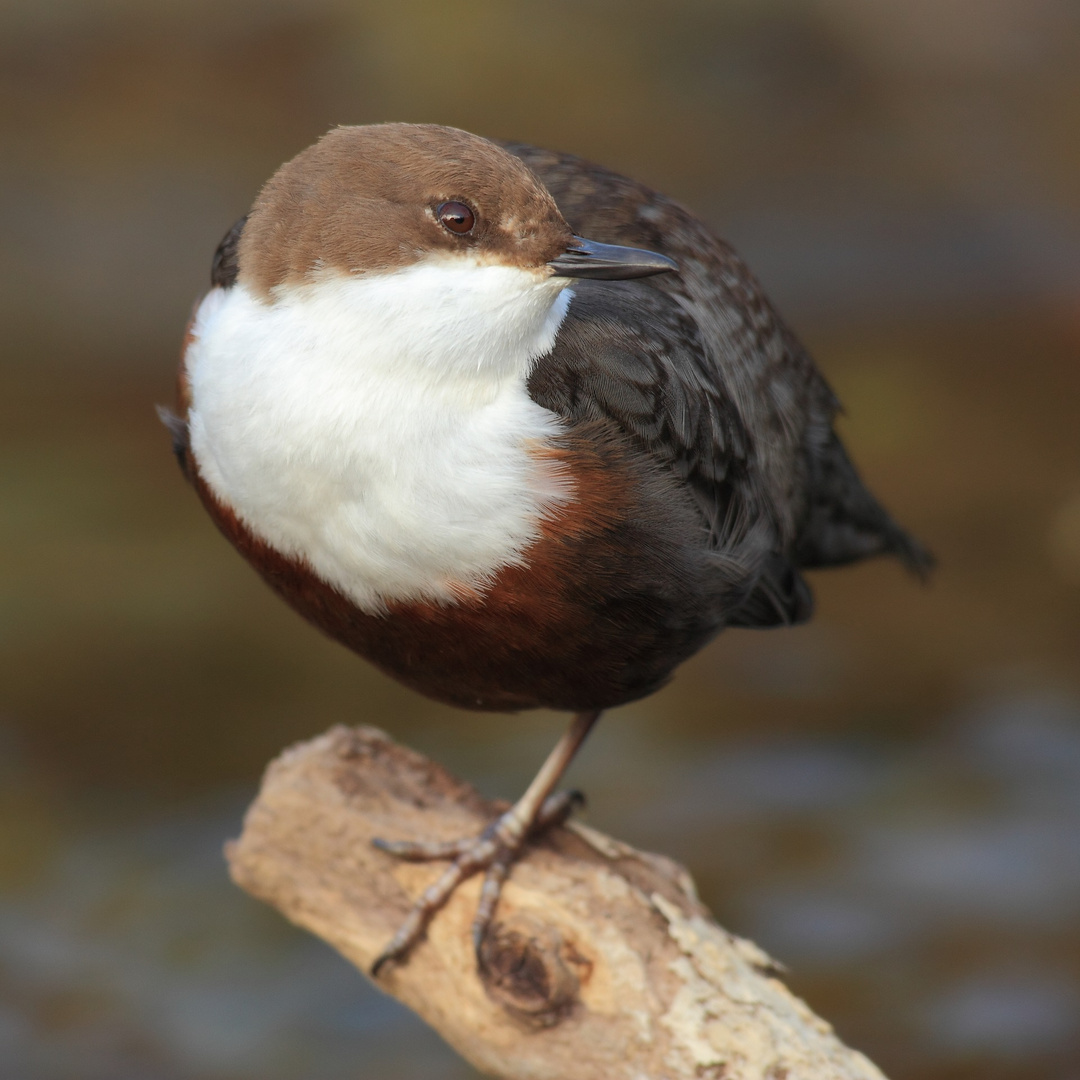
[2,689,1079,1079]
[0,777,477,1080]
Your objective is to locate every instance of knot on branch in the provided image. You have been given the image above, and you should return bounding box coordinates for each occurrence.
[478,914,591,1027]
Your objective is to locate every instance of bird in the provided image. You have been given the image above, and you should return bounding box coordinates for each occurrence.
[164,122,930,975]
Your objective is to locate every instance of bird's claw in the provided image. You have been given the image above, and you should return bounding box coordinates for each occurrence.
[370,788,583,976]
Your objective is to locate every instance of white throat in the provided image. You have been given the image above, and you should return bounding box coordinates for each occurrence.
[184,260,574,612]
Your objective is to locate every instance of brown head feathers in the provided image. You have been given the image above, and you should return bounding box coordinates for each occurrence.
[237,123,575,297]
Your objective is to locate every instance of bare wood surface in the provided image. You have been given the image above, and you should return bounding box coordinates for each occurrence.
[226,725,889,1080]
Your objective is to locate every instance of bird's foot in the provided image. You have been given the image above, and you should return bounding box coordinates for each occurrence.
[370,788,583,976]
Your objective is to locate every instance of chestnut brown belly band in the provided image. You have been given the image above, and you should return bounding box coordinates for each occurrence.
[191,420,730,712]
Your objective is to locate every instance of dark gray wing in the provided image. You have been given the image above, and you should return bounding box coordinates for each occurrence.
[211,216,246,289]
[530,279,747,541]
[509,142,930,629]
[530,278,814,628]
[793,429,933,575]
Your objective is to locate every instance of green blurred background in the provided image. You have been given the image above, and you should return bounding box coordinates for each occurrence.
[2,1,1080,1077]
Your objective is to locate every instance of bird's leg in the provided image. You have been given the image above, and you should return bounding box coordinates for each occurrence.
[371,709,602,975]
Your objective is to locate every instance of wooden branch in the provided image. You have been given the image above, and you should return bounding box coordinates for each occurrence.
[226,725,889,1080]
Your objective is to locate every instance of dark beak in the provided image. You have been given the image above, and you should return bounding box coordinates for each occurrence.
[547,236,678,280]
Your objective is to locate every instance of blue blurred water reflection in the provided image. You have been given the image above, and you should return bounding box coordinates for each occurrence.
[0,780,475,1079]
[3,689,1078,1079]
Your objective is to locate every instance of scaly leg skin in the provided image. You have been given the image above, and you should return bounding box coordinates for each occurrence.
[370,709,602,976]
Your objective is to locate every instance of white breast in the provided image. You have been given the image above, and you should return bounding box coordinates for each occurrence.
[184,261,574,612]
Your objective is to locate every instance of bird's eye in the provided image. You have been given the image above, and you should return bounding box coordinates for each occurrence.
[436,201,476,235]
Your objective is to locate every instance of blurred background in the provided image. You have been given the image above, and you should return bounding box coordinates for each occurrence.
[2,0,1079,1077]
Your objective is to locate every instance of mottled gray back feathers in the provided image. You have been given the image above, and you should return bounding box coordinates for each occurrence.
[510,141,930,629]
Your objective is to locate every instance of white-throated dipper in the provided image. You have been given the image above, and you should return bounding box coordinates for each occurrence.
[164,123,930,974]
